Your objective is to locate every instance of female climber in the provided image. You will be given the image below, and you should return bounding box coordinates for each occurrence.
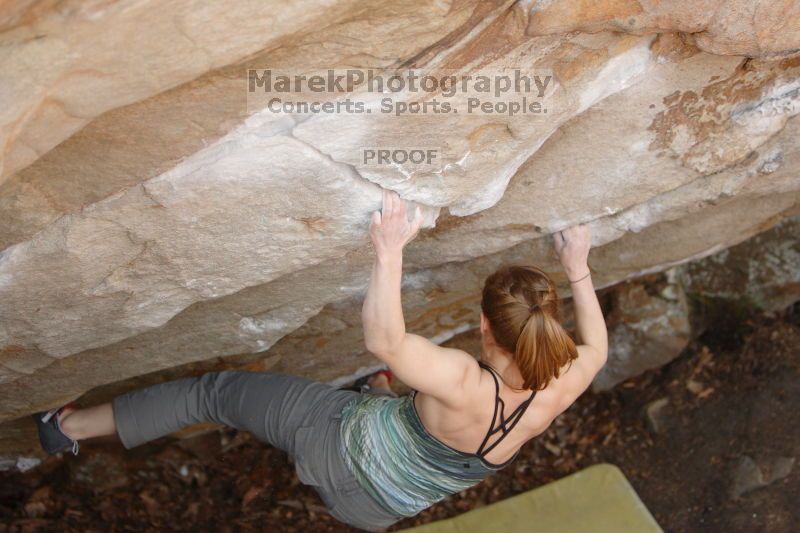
[35,189,608,531]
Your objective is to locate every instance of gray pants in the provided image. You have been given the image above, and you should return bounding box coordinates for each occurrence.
[112,370,403,531]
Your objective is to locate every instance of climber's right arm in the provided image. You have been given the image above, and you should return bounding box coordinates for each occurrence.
[553,224,607,358]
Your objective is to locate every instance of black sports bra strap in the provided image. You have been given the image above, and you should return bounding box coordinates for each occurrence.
[479,398,533,457]
[476,361,501,454]
[475,361,536,458]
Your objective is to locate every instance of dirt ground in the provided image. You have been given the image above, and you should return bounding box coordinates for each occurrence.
[1,304,797,533]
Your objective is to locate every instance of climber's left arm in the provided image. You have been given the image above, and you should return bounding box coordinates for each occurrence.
[362,190,474,406]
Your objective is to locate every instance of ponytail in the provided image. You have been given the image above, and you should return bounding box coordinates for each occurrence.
[481,264,578,391]
[515,307,578,391]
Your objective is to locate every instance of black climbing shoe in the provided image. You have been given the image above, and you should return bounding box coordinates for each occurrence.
[33,404,79,456]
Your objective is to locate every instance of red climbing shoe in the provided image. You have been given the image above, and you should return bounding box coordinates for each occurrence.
[354,369,393,388]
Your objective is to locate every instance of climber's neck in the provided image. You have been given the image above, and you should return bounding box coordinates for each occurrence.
[480,347,526,391]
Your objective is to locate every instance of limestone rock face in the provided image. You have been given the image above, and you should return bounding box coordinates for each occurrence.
[1,1,799,452]
[526,0,800,59]
[0,0,371,183]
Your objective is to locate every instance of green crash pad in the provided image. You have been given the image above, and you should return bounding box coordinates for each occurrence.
[401,464,662,533]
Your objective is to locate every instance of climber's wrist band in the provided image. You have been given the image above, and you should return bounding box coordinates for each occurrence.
[568,271,591,284]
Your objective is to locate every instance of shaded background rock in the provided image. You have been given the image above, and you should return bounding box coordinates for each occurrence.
[679,217,800,313]
[730,455,796,499]
[0,1,799,458]
[592,275,691,392]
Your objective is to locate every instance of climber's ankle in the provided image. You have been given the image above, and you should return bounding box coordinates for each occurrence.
[58,409,82,441]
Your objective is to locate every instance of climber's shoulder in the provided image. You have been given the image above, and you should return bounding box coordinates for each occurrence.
[374,333,478,407]
[545,344,608,417]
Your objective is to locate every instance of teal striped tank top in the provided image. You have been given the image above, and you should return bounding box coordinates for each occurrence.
[338,390,519,518]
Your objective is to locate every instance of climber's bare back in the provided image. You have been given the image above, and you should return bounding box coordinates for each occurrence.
[414,344,602,466]
[363,191,607,466]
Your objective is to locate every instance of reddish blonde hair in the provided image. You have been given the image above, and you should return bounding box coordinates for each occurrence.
[480,264,578,391]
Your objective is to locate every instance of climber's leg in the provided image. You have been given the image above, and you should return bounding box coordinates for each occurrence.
[99,370,338,455]
[59,370,318,442]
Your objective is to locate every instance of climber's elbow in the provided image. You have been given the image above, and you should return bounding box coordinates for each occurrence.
[364,335,403,360]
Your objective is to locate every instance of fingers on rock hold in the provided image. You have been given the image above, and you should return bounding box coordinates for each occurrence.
[413,206,423,228]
